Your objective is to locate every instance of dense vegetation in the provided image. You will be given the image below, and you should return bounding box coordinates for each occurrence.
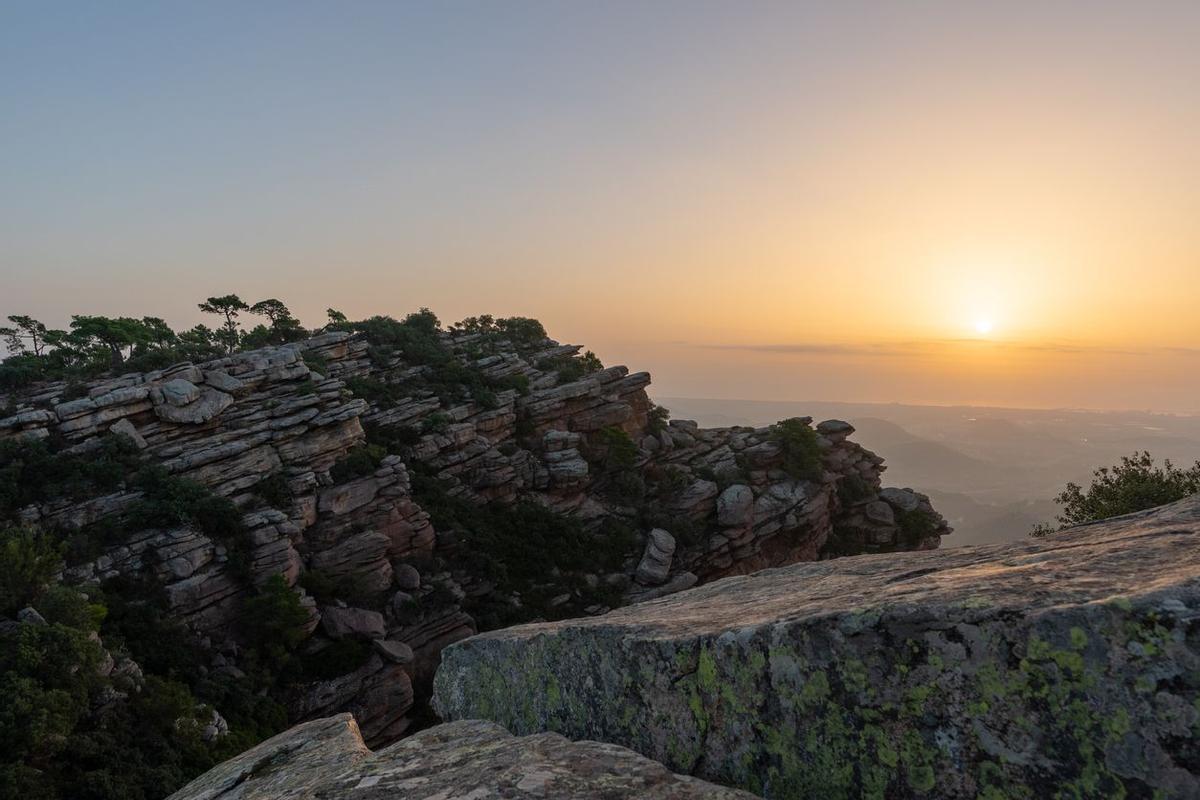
[0,299,617,800]
[0,435,316,799]
[1031,451,1200,536]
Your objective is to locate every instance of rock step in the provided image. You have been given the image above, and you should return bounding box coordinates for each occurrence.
[433,496,1200,799]
[166,714,753,799]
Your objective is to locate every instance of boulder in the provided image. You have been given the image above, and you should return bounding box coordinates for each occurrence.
[320,606,386,640]
[716,484,754,527]
[166,715,753,800]
[635,528,676,586]
[372,638,414,664]
[435,496,1200,799]
[154,388,234,424]
[161,378,201,407]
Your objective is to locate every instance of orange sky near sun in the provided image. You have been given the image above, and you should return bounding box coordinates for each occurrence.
[3,2,1198,411]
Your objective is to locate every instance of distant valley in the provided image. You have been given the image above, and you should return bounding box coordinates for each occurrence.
[659,397,1200,545]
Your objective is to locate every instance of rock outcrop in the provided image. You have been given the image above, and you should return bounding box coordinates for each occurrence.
[166,713,754,800]
[434,496,1200,799]
[0,321,949,744]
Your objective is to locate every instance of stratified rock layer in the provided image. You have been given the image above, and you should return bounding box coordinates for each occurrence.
[166,713,754,800]
[435,497,1200,799]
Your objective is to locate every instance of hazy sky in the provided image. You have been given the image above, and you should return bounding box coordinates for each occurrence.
[3,2,1199,411]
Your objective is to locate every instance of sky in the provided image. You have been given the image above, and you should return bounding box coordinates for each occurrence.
[2,1,1199,412]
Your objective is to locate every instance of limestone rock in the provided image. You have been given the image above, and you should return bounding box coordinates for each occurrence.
[166,715,753,800]
[434,496,1200,799]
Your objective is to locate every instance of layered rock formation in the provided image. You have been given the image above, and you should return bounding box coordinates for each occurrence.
[435,496,1200,798]
[166,713,754,800]
[0,321,949,742]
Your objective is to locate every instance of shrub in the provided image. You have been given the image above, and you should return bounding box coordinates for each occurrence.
[1030,451,1200,535]
[596,426,637,470]
[34,585,106,631]
[363,421,422,451]
[241,575,310,669]
[0,434,142,520]
[770,418,823,481]
[329,445,386,483]
[252,472,293,509]
[837,474,872,506]
[0,526,62,616]
[896,509,939,546]
[646,403,670,434]
[128,467,245,540]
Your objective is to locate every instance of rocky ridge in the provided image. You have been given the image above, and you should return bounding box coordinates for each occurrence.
[0,322,949,743]
[434,495,1200,798]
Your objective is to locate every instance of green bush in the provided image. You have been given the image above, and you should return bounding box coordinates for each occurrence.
[241,575,310,670]
[0,526,62,616]
[410,472,630,628]
[537,350,604,384]
[35,585,106,631]
[596,426,637,470]
[0,434,142,520]
[646,403,670,434]
[329,445,386,483]
[1031,451,1200,535]
[252,472,293,509]
[770,418,824,481]
[896,509,939,546]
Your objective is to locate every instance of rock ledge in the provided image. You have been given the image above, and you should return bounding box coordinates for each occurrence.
[435,496,1200,798]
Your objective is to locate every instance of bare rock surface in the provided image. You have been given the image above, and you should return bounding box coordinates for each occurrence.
[167,714,754,800]
[435,496,1200,799]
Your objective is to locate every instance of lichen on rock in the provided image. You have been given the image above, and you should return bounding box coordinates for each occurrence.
[434,496,1200,798]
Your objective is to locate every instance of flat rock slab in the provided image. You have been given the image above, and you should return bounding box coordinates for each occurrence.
[434,496,1200,799]
[167,714,752,800]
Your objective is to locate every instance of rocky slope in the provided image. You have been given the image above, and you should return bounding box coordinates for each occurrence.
[434,496,1200,798]
[0,320,949,744]
[166,714,754,800]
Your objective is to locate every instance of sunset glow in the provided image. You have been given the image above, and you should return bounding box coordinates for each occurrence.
[2,2,1199,411]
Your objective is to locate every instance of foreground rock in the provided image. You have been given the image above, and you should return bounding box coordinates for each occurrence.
[167,713,753,800]
[435,496,1200,799]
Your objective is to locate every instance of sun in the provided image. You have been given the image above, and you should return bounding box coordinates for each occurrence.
[974,318,994,336]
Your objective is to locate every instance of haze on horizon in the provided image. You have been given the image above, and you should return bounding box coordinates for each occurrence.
[3,1,1199,412]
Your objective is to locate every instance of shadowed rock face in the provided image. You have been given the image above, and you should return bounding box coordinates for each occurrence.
[166,714,754,800]
[434,497,1200,799]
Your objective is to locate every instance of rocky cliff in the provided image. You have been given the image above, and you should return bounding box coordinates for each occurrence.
[434,496,1200,798]
[0,318,949,747]
[165,713,754,800]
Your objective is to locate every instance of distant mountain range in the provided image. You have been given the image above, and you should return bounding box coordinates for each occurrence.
[658,397,1200,546]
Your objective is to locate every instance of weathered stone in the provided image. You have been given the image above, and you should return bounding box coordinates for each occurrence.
[161,378,201,407]
[167,715,753,800]
[880,486,922,512]
[716,484,754,527]
[17,606,47,626]
[154,388,234,424]
[372,638,414,664]
[435,496,1200,799]
[108,418,147,449]
[635,528,676,586]
[393,563,421,591]
[320,606,386,640]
